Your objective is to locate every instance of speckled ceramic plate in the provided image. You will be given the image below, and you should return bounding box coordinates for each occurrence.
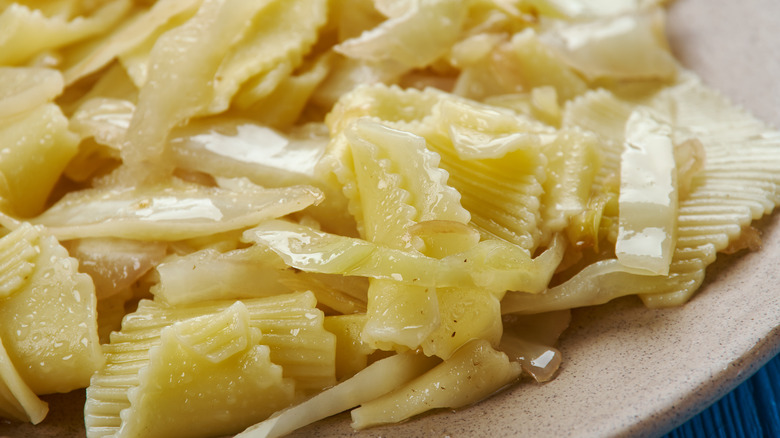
[5,0,780,437]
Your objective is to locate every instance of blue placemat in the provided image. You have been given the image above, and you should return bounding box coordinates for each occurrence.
[663,353,780,437]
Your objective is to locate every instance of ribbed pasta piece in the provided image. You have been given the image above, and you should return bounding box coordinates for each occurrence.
[0,67,63,119]
[343,119,470,249]
[562,88,633,191]
[0,103,79,217]
[504,75,780,311]
[323,314,374,381]
[210,0,328,113]
[0,1,131,66]
[539,129,602,238]
[0,223,39,298]
[0,223,103,395]
[335,89,554,252]
[85,291,335,438]
[420,127,547,251]
[639,75,780,306]
[118,303,295,438]
[234,52,331,129]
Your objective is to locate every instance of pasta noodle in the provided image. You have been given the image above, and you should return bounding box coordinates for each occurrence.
[0,0,778,436]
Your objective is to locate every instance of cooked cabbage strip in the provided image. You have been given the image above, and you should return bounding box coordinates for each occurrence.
[538,9,677,82]
[234,52,332,128]
[31,178,322,241]
[152,245,367,314]
[236,352,440,438]
[335,0,466,70]
[0,332,48,424]
[616,110,678,275]
[454,28,588,102]
[120,0,272,182]
[243,220,564,294]
[62,0,201,85]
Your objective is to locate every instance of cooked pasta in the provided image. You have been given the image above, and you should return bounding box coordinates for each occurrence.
[0,0,778,436]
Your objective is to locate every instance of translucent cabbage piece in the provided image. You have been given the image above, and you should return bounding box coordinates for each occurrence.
[116,3,200,89]
[236,352,440,438]
[350,339,521,428]
[243,220,565,294]
[169,120,357,237]
[538,9,677,82]
[433,97,553,160]
[0,335,48,424]
[0,0,131,66]
[0,67,63,119]
[170,120,326,189]
[522,0,666,19]
[120,0,272,182]
[32,178,322,241]
[0,223,103,395]
[69,98,135,150]
[152,245,367,314]
[62,0,201,85]
[119,303,295,438]
[0,103,79,217]
[616,110,678,275]
[335,0,467,70]
[65,237,167,300]
[454,28,588,102]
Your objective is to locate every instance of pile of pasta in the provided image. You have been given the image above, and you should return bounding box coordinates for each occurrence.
[1,0,779,437]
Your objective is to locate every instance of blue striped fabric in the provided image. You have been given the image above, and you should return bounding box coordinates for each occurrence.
[663,353,780,438]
